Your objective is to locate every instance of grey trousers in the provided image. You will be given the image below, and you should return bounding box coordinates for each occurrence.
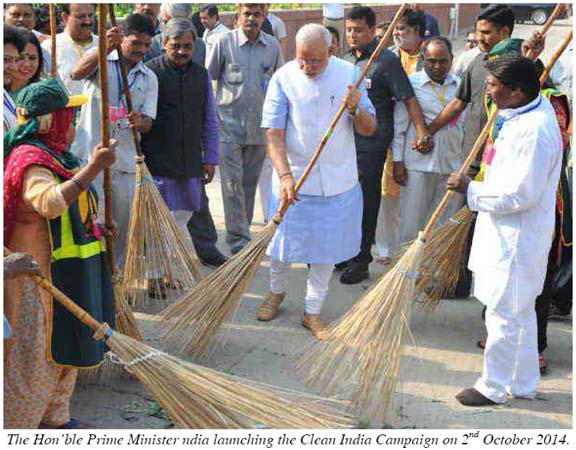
[219,142,267,247]
[94,169,135,268]
[399,170,464,243]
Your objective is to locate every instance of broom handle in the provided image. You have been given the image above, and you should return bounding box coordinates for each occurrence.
[49,4,57,79]
[97,4,116,273]
[4,247,102,333]
[276,3,408,217]
[108,8,143,157]
[422,25,572,236]
[540,29,573,84]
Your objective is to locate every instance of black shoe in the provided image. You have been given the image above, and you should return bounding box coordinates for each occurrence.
[199,252,228,268]
[334,259,351,271]
[230,242,247,255]
[340,262,369,285]
[455,388,497,407]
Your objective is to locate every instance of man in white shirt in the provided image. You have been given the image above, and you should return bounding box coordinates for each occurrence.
[4,3,48,42]
[263,4,288,57]
[259,24,375,338]
[200,4,230,52]
[393,37,466,242]
[447,54,562,407]
[70,14,159,267]
[41,4,99,96]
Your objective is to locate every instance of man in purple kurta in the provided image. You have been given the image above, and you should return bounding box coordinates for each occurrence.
[141,18,219,249]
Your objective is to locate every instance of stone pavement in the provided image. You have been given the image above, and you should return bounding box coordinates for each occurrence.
[71,19,573,429]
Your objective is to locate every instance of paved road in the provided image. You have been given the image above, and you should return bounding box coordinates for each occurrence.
[72,19,573,429]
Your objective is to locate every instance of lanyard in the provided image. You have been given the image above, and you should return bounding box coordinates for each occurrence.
[114,61,136,105]
[430,83,449,106]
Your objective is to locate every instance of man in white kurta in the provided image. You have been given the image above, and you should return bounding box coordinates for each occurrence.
[258,24,375,339]
[41,4,99,96]
[447,54,562,406]
[392,37,467,243]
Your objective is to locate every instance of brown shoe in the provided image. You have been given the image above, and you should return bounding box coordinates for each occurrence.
[301,313,327,340]
[256,292,285,321]
[456,388,498,407]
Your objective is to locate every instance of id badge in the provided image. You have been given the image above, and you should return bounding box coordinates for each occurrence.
[109,105,127,123]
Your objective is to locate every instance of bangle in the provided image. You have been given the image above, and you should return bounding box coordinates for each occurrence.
[71,177,86,191]
[279,171,293,180]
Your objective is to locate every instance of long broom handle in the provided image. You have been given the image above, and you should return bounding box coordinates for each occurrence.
[276,3,408,217]
[422,6,567,236]
[49,4,57,78]
[108,7,143,157]
[423,27,572,236]
[4,247,102,333]
[97,4,116,273]
[540,29,573,83]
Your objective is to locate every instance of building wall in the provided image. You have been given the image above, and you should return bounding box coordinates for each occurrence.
[220,4,483,60]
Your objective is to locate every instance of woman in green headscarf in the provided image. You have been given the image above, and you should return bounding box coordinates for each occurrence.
[4,79,116,429]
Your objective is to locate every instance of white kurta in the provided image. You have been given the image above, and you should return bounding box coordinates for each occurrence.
[467,94,562,313]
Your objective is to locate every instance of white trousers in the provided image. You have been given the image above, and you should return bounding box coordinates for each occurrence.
[270,259,334,315]
[375,195,400,258]
[399,170,464,243]
[258,158,273,222]
[474,305,539,403]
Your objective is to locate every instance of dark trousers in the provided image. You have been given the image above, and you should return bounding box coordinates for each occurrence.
[187,185,220,259]
[353,151,387,264]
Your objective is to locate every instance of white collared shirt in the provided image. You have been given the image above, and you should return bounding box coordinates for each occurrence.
[71,49,158,173]
[204,21,230,51]
[41,30,99,96]
[467,95,562,310]
[262,57,375,197]
[392,70,466,174]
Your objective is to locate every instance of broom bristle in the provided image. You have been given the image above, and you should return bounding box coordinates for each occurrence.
[105,329,355,428]
[123,162,204,309]
[391,206,473,312]
[160,221,279,357]
[297,235,426,424]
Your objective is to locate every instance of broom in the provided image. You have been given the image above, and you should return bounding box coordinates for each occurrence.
[298,17,572,424]
[107,9,204,310]
[4,246,355,429]
[391,4,569,310]
[49,4,57,79]
[160,3,410,358]
[79,5,143,385]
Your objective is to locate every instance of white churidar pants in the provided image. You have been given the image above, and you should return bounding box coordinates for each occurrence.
[375,195,400,258]
[474,305,539,403]
[270,259,334,315]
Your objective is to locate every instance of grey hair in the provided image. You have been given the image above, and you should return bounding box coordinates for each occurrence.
[295,23,332,48]
[160,3,192,19]
[163,18,195,40]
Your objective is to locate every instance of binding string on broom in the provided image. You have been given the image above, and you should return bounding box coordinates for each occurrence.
[160,4,411,357]
[390,4,570,308]
[4,245,355,429]
[296,6,571,422]
[49,4,57,79]
[423,3,572,236]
